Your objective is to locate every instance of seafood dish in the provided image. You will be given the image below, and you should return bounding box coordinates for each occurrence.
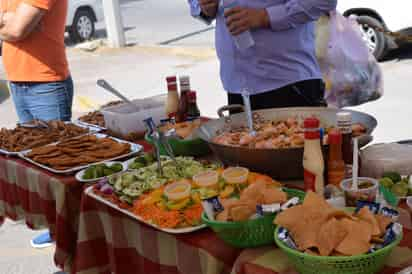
[25,135,131,170]
[213,118,367,150]
[0,120,89,153]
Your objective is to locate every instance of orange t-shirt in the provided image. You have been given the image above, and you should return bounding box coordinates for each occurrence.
[2,0,69,82]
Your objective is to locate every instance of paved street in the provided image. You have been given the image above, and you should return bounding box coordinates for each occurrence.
[0,0,412,273]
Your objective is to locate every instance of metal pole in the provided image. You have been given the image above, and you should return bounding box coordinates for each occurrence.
[102,0,126,47]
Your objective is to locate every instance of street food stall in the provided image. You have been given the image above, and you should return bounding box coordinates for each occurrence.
[0,76,411,274]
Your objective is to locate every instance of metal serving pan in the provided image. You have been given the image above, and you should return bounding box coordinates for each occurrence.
[197,107,377,180]
[19,133,142,174]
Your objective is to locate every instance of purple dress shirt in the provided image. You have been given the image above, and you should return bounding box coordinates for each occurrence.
[189,0,337,94]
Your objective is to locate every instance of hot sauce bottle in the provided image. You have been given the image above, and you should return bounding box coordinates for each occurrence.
[337,112,353,179]
[303,118,325,196]
[176,76,190,123]
[327,129,345,187]
[187,91,200,119]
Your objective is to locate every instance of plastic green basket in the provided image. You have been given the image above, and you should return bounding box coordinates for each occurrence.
[145,134,210,157]
[202,188,306,248]
[274,226,402,274]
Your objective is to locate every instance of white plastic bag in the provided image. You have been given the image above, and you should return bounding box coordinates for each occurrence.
[316,11,384,108]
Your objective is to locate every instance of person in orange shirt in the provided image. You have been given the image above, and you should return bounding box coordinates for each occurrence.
[0,0,71,249]
[0,0,72,123]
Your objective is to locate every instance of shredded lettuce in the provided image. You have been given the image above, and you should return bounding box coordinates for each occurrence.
[108,156,214,203]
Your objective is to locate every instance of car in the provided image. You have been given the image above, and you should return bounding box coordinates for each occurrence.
[0,0,104,53]
[338,1,412,60]
[67,0,104,42]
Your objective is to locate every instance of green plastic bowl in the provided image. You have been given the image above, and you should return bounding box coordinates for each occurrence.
[202,188,306,248]
[379,185,400,208]
[145,133,210,157]
[274,222,402,274]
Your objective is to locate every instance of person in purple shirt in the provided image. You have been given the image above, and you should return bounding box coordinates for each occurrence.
[190,0,337,112]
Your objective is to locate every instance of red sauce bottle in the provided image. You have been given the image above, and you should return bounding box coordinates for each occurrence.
[327,129,345,188]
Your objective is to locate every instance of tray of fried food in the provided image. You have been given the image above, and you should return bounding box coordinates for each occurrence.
[19,133,142,174]
[0,120,95,156]
[77,101,124,130]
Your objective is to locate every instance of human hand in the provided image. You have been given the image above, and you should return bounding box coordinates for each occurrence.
[224,7,270,35]
[199,0,219,18]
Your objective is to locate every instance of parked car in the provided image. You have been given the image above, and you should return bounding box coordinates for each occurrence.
[338,1,412,60]
[0,0,104,53]
[67,0,104,42]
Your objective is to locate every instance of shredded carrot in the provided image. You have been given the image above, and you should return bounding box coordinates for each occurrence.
[183,204,203,225]
[133,197,182,228]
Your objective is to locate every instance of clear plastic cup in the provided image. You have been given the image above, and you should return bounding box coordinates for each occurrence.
[222,167,249,185]
[193,171,219,188]
[340,177,379,207]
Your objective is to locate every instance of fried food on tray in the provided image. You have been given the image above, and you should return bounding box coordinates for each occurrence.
[0,120,89,152]
[78,101,124,127]
[26,135,131,170]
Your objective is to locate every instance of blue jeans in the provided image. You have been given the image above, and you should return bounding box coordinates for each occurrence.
[10,77,74,123]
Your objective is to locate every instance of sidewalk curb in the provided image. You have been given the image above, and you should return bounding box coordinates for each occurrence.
[69,43,217,60]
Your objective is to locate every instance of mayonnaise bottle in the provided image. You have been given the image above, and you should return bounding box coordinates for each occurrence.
[303,118,325,196]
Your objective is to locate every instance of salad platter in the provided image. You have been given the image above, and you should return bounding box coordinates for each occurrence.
[90,153,287,234]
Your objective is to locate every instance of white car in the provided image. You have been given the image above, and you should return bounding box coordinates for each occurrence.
[67,0,104,42]
[338,1,412,60]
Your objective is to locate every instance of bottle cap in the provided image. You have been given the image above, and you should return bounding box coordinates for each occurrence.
[166,76,177,83]
[337,112,352,123]
[328,129,342,144]
[304,118,320,129]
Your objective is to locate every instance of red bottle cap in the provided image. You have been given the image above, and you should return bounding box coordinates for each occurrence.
[328,129,342,144]
[166,76,177,83]
[304,118,320,129]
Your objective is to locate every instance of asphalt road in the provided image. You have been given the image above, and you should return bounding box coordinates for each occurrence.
[0,1,412,273]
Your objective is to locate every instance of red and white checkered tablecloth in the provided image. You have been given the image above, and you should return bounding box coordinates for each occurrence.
[0,155,85,271]
[73,190,412,274]
[72,191,241,274]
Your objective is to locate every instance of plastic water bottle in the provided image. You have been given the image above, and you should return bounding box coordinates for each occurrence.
[222,0,255,50]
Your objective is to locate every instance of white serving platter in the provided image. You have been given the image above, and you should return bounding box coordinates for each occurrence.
[0,122,101,157]
[75,161,128,183]
[85,186,206,234]
[19,133,142,174]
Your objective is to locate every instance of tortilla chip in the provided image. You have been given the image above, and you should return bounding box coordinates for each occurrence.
[316,217,348,256]
[335,218,372,256]
[330,251,346,256]
[274,204,305,228]
[220,198,240,210]
[230,205,255,222]
[305,248,320,256]
[241,181,265,203]
[357,207,381,236]
[216,209,230,222]
[303,191,331,210]
[371,236,384,244]
[288,206,332,250]
[375,214,392,235]
[263,187,287,204]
